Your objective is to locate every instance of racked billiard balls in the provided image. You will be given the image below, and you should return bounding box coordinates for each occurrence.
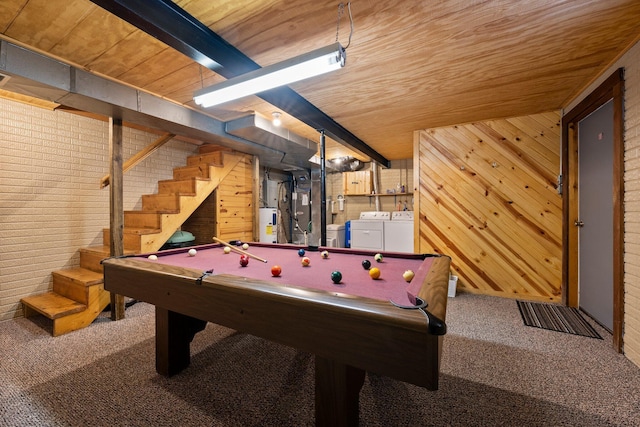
[298,248,306,257]
[374,253,383,262]
[239,255,249,267]
[331,271,342,284]
[362,259,371,270]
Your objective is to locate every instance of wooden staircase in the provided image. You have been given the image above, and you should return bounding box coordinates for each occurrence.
[21,148,245,336]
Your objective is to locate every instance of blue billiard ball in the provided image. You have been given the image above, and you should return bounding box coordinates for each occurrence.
[298,248,306,257]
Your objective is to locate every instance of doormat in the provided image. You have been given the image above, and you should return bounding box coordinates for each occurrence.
[516,301,602,339]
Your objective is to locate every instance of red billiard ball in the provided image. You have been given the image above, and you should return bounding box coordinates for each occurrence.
[239,255,249,267]
[301,256,311,266]
[271,265,282,277]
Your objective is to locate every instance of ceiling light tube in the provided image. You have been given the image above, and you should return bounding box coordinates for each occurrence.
[194,42,346,108]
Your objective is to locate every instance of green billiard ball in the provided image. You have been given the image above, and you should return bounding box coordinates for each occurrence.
[331,271,342,284]
[374,253,383,262]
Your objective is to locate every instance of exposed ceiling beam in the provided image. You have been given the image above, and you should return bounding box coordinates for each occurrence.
[89,0,390,167]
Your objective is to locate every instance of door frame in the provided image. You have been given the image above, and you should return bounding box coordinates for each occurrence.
[561,68,624,352]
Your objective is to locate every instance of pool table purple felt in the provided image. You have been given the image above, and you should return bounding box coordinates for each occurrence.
[102,242,451,427]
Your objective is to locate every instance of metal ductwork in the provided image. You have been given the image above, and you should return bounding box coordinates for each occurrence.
[89,0,389,168]
[0,40,317,170]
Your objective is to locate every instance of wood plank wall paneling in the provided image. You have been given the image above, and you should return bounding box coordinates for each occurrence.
[216,155,255,243]
[416,112,562,301]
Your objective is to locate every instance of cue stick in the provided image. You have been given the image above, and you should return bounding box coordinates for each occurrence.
[212,236,268,263]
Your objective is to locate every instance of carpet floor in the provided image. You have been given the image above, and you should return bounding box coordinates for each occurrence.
[1,293,639,426]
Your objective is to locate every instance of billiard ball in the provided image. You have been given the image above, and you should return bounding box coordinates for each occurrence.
[321,250,329,259]
[242,243,249,250]
[298,248,306,257]
[362,259,371,270]
[403,269,415,282]
[301,256,311,266]
[271,265,282,277]
[369,267,381,279]
[188,248,197,257]
[239,255,249,267]
[148,254,158,261]
[374,253,383,262]
[331,271,342,284]
[223,246,231,254]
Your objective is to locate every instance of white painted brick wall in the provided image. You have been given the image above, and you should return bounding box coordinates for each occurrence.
[622,41,640,368]
[0,98,198,321]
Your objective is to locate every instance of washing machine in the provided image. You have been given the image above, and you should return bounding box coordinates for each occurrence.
[325,223,346,248]
[349,211,390,251]
[384,211,415,253]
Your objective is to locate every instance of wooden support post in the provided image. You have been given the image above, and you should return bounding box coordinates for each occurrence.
[109,117,126,320]
[252,155,260,242]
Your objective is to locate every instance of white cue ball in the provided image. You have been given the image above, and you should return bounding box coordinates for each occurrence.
[223,246,231,254]
[242,243,249,250]
[188,248,197,257]
[148,254,158,260]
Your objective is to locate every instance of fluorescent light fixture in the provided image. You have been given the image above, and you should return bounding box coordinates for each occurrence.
[194,42,346,108]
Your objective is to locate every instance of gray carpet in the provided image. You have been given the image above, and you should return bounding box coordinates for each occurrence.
[2,293,639,426]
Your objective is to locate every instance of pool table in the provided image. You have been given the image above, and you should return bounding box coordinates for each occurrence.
[102,242,451,427]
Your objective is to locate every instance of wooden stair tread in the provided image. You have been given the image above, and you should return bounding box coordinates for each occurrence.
[52,267,104,286]
[81,245,137,256]
[158,177,208,185]
[101,228,163,236]
[125,209,179,215]
[123,227,163,235]
[198,144,232,154]
[21,292,87,319]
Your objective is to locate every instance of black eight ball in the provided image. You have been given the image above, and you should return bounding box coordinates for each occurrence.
[362,259,371,270]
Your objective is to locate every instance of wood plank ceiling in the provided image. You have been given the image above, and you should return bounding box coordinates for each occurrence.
[1,0,640,162]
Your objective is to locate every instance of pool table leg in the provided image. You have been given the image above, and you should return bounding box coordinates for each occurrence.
[315,356,366,427]
[155,307,207,376]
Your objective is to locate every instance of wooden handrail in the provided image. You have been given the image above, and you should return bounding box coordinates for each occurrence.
[100,133,176,188]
